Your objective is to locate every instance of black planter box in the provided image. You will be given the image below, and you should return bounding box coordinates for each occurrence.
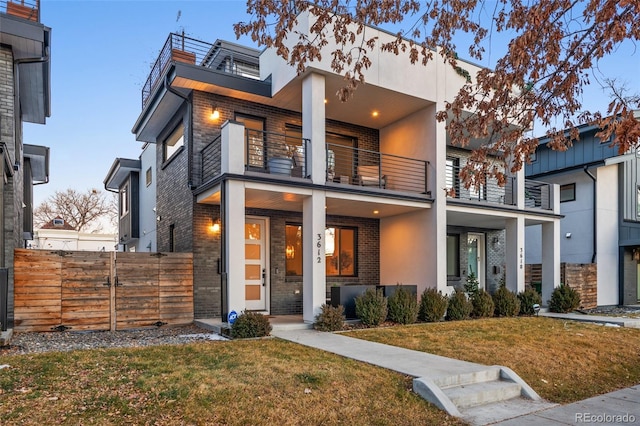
[377,284,418,300]
[330,285,373,319]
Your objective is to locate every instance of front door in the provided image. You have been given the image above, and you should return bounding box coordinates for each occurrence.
[245,218,268,311]
[467,233,485,290]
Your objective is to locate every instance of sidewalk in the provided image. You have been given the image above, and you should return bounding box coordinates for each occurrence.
[539,311,640,328]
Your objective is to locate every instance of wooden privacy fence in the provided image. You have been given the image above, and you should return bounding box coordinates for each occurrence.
[14,249,194,332]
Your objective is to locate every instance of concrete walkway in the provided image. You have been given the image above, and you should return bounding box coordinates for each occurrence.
[539,311,640,328]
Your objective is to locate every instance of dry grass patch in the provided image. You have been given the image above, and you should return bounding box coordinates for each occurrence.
[0,338,465,426]
[347,317,640,403]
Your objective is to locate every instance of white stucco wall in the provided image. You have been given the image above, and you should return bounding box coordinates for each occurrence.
[596,164,619,305]
[137,143,157,252]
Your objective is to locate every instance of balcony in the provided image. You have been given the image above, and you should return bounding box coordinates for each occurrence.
[199,126,429,198]
[1,0,39,22]
[446,163,555,211]
[142,33,260,108]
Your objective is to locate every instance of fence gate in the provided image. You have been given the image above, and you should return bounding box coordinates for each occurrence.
[13,249,193,332]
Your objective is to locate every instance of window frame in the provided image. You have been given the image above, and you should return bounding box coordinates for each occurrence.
[285,223,303,277]
[446,233,460,279]
[120,183,129,218]
[560,183,576,203]
[163,123,185,163]
[145,167,152,187]
[325,225,358,277]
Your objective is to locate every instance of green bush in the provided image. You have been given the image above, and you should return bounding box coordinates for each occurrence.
[355,288,388,326]
[471,289,495,318]
[549,283,581,313]
[492,285,521,317]
[418,288,448,322]
[387,286,418,325]
[518,286,542,316]
[464,272,480,298]
[445,289,473,321]
[231,311,272,338]
[314,304,345,332]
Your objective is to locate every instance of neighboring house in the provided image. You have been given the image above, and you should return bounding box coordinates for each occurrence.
[110,11,561,324]
[31,218,117,251]
[525,113,640,306]
[103,142,157,252]
[0,0,52,330]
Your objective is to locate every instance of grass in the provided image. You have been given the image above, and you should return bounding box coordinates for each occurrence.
[0,339,464,426]
[347,316,640,403]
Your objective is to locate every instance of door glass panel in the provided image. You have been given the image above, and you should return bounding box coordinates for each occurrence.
[468,236,478,276]
[245,223,261,240]
[246,244,261,260]
[245,264,261,280]
[245,285,261,300]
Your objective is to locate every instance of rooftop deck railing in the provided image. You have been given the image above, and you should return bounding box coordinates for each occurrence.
[142,32,260,108]
[1,0,39,22]
[327,143,429,195]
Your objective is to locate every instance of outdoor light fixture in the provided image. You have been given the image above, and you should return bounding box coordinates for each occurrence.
[533,303,541,316]
[210,105,220,120]
[210,217,221,233]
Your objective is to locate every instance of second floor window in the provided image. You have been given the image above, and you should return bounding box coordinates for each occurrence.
[560,183,576,202]
[120,184,129,217]
[164,123,184,162]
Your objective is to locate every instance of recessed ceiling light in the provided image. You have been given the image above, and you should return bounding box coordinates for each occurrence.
[372,111,379,117]
[373,210,379,215]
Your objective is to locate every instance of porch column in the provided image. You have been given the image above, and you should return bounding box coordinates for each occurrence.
[221,120,245,174]
[505,216,525,293]
[541,219,561,306]
[302,191,326,323]
[225,179,245,318]
[302,73,326,184]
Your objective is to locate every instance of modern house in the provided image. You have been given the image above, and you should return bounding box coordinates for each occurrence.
[112,11,561,324]
[103,142,157,252]
[525,113,640,306]
[0,0,52,330]
[30,218,117,252]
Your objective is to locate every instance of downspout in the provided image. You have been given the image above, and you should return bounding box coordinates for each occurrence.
[163,75,194,189]
[584,166,597,263]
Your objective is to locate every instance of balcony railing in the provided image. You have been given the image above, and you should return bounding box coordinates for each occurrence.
[446,163,516,206]
[201,135,222,184]
[524,180,554,211]
[246,131,310,178]
[1,0,39,22]
[327,143,429,195]
[142,33,260,108]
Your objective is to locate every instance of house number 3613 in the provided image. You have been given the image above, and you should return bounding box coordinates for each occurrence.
[316,233,322,264]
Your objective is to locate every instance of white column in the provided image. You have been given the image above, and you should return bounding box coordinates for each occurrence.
[302,191,327,323]
[225,179,246,317]
[541,220,560,305]
[302,73,326,184]
[505,216,525,293]
[221,120,246,174]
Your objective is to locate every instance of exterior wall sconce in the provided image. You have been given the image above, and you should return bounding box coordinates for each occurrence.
[492,236,501,249]
[210,105,220,120]
[210,218,221,233]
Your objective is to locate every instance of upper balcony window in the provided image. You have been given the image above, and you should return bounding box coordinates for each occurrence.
[560,183,576,203]
[120,184,129,217]
[164,123,184,162]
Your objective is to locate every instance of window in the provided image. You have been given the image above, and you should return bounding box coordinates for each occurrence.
[120,184,129,217]
[163,124,184,161]
[235,114,265,168]
[636,186,640,218]
[326,226,356,276]
[560,183,576,202]
[53,218,64,226]
[145,167,152,187]
[445,157,460,197]
[447,234,460,278]
[285,224,303,276]
[285,225,358,277]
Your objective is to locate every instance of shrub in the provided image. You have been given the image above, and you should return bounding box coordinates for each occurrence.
[314,304,345,332]
[493,285,521,317]
[549,283,581,313]
[387,286,418,324]
[518,286,542,316]
[231,311,272,338]
[471,289,495,318]
[355,288,388,326]
[445,289,473,321]
[418,288,448,322]
[464,272,480,298]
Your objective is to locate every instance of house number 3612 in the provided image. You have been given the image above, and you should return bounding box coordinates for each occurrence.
[316,233,322,264]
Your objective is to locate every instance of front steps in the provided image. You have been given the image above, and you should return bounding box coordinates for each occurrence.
[414,366,557,425]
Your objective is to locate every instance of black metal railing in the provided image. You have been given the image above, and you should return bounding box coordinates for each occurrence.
[246,131,309,178]
[200,135,222,185]
[1,0,39,22]
[446,163,516,206]
[524,180,554,210]
[142,33,260,108]
[327,143,429,195]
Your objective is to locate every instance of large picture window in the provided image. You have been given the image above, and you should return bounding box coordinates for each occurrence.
[447,234,460,278]
[285,225,357,277]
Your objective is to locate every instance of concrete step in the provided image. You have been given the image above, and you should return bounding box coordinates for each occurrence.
[434,367,501,388]
[461,397,558,425]
[442,379,522,409]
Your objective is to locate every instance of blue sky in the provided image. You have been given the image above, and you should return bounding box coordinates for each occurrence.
[25,0,640,208]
